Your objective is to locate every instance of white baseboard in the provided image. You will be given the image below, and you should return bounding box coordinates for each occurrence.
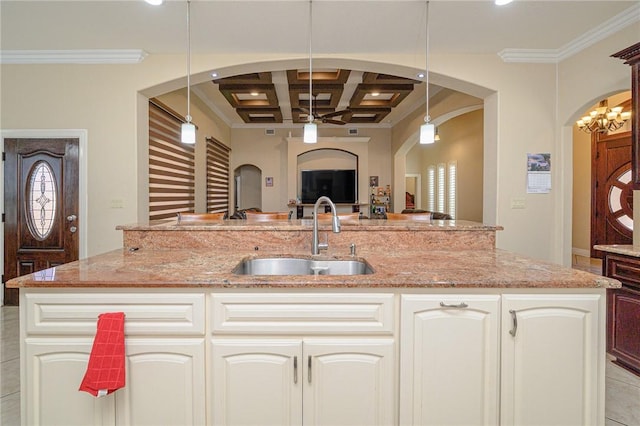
[572,247,591,258]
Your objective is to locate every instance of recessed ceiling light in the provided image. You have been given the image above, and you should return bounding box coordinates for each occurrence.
[371,92,380,97]
[211,72,219,78]
[417,72,426,79]
[495,0,513,5]
[145,0,163,5]
[250,92,259,96]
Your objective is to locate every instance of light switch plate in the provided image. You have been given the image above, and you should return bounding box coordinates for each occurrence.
[511,198,526,209]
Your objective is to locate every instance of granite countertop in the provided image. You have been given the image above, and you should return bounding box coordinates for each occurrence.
[7,247,619,290]
[594,244,640,258]
[117,219,503,232]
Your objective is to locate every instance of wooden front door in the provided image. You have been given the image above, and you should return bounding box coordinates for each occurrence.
[3,138,79,305]
[591,130,634,258]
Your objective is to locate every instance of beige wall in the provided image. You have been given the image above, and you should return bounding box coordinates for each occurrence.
[405,109,483,221]
[1,22,637,263]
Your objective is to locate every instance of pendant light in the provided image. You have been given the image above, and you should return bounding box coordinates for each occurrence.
[419,0,435,145]
[181,0,196,144]
[303,0,317,143]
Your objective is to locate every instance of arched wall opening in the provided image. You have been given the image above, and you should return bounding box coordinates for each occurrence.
[139,58,497,223]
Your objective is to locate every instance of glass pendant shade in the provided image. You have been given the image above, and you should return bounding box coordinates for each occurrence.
[420,122,435,144]
[181,122,196,144]
[304,122,317,143]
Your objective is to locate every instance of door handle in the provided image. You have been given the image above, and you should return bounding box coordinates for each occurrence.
[293,356,298,384]
[307,356,312,384]
[439,301,468,308]
[509,309,518,337]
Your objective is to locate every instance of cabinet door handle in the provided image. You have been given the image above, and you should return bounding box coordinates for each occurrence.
[439,301,468,308]
[509,309,518,337]
[293,356,298,384]
[308,356,312,384]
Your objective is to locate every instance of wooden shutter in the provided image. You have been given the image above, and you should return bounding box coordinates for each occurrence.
[148,100,195,220]
[206,137,231,213]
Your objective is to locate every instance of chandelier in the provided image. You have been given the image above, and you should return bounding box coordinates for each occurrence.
[576,100,631,134]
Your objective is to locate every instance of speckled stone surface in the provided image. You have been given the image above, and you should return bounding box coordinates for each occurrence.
[120,219,499,252]
[7,247,619,289]
[594,244,640,258]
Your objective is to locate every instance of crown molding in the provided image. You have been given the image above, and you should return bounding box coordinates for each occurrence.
[498,3,640,64]
[0,49,148,64]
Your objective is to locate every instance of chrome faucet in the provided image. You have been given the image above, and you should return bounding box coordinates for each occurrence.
[312,196,341,255]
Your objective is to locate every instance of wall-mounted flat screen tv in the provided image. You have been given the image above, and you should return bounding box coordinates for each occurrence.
[301,169,357,204]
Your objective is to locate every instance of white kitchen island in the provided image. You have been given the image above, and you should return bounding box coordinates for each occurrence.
[8,219,619,425]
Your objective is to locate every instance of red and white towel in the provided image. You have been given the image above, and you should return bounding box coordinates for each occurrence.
[79,312,126,397]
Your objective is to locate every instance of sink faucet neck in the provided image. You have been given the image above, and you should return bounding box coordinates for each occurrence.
[312,196,341,255]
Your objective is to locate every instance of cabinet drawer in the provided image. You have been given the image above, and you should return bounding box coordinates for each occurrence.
[25,293,205,336]
[605,254,640,289]
[211,293,394,335]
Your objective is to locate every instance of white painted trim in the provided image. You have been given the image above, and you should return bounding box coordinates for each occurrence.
[0,49,148,64]
[499,3,640,63]
[0,129,89,304]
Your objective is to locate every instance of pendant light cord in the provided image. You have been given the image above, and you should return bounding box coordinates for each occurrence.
[186,0,192,123]
[425,0,430,123]
[308,0,313,123]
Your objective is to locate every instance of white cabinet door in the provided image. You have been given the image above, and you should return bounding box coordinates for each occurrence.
[116,338,206,426]
[399,295,500,426]
[501,294,602,426]
[211,339,303,426]
[24,339,115,426]
[303,339,395,426]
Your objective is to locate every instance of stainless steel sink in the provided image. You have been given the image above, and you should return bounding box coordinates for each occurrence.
[233,257,374,275]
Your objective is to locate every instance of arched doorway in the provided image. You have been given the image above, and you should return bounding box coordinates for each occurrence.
[234,164,262,211]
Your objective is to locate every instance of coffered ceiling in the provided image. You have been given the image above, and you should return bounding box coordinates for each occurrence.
[213,69,421,125]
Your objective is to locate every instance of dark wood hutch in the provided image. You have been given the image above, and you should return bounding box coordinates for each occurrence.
[604,42,640,376]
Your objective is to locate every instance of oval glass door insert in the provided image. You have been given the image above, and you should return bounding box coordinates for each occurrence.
[27,161,57,240]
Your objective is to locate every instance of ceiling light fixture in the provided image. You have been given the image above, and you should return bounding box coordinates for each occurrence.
[576,99,631,134]
[419,0,435,145]
[434,128,441,141]
[181,0,196,144]
[303,0,317,144]
[145,0,163,5]
[495,0,513,5]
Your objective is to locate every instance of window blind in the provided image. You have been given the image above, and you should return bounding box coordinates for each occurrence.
[448,161,457,219]
[437,163,446,213]
[148,100,195,220]
[427,165,435,212]
[206,137,231,213]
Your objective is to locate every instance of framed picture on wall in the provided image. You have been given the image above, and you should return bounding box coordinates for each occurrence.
[370,176,378,187]
[265,177,273,187]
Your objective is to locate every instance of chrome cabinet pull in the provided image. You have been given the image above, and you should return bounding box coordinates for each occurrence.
[308,356,312,384]
[66,214,77,222]
[509,309,518,337]
[293,356,298,384]
[439,301,468,308]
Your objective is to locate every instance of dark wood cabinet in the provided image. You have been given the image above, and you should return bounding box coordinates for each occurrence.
[604,253,640,376]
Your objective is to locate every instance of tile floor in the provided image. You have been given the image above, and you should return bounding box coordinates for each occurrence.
[1,259,639,425]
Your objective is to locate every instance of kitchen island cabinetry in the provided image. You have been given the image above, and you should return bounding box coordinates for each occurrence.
[500,294,602,425]
[21,292,206,426]
[212,339,394,426]
[399,295,500,425]
[9,221,619,425]
[210,293,395,426]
